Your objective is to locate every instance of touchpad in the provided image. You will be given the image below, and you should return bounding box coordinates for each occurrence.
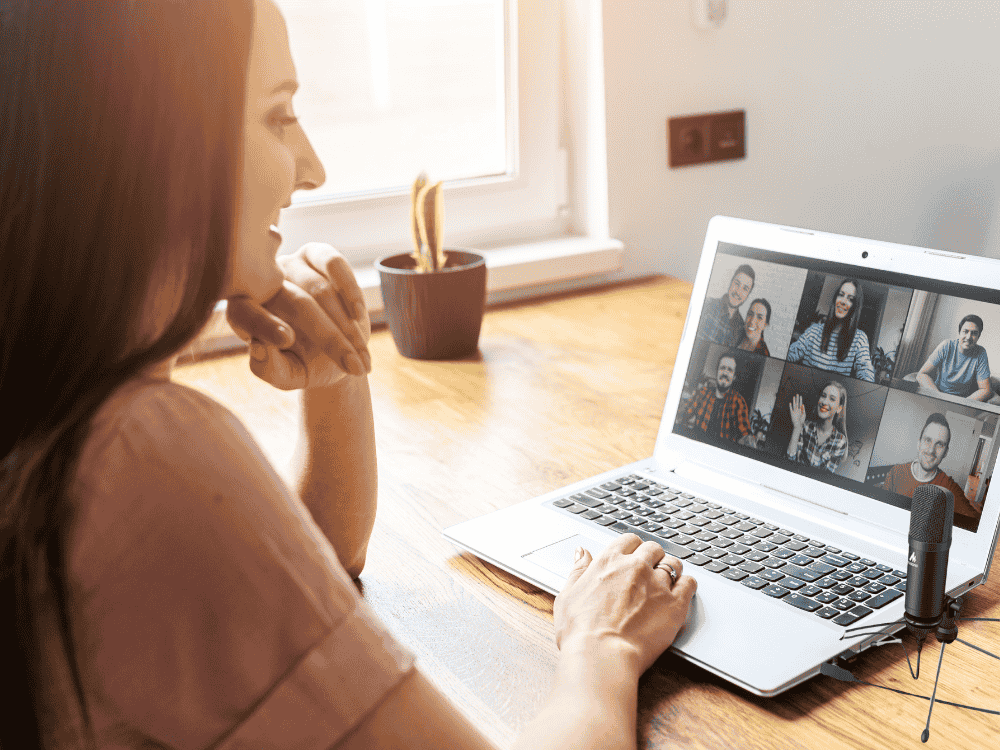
[522,534,605,579]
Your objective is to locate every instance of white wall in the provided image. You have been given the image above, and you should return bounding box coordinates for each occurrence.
[601,0,1000,283]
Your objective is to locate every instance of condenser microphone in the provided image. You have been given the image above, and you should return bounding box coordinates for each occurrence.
[905,485,954,640]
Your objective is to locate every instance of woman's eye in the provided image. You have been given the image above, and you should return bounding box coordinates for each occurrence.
[269,114,299,132]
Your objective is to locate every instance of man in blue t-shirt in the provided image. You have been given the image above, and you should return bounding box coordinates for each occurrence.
[917,314,992,401]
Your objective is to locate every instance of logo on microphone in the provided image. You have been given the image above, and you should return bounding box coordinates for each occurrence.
[909,551,918,566]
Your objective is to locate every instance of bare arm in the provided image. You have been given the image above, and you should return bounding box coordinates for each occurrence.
[293,375,377,577]
[916,352,941,392]
[969,377,993,402]
[226,243,375,576]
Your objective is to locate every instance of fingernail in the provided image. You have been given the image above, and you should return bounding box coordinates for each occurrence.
[574,546,584,563]
[277,325,292,346]
[250,340,267,362]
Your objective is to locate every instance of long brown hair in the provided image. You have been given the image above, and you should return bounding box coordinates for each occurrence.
[0,1,253,745]
[820,278,864,361]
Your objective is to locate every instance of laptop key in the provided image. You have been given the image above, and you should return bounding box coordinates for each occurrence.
[754,541,778,552]
[803,547,826,558]
[879,575,900,586]
[833,606,873,627]
[866,588,904,609]
[848,591,872,602]
[759,569,785,582]
[779,577,805,591]
[705,561,729,574]
[814,577,838,589]
[800,585,822,597]
[581,510,602,520]
[730,543,752,555]
[644,523,664,533]
[760,557,787,569]
[762,585,789,598]
[722,568,748,582]
[741,576,769,590]
[862,569,885,580]
[567,504,588,514]
[686,553,711,566]
[809,561,836,575]
[600,482,622,491]
[820,554,850,567]
[830,570,853,581]
[832,584,854,595]
[721,554,744,566]
[712,538,734,548]
[672,534,695,545]
[704,548,728,559]
[785,541,808,551]
[770,535,790,546]
[862,582,886,594]
[784,593,823,612]
[832,598,855,611]
[789,554,813,566]
[772,549,795,559]
[594,516,618,526]
[782,565,822,582]
[738,561,764,574]
[585,488,611,499]
[815,591,839,604]
[552,498,573,508]
[687,540,711,553]
[892,569,906,578]
[816,607,840,619]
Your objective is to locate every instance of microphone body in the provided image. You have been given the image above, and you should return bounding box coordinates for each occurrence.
[905,485,954,639]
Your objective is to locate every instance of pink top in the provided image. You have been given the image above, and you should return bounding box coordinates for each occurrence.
[34,376,414,749]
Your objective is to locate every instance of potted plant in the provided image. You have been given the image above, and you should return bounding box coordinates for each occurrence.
[375,173,487,359]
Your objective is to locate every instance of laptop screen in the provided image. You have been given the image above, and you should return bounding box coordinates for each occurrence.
[673,241,1000,534]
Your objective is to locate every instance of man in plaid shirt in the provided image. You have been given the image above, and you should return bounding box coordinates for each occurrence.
[682,354,751,443]
[700,264,756,347]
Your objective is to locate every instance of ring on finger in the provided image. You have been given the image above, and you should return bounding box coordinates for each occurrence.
[654,559,678,583]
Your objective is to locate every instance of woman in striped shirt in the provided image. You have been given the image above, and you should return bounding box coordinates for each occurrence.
[786,278,875,382]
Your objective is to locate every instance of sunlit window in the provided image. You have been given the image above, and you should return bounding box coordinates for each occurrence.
[278,0,509,201]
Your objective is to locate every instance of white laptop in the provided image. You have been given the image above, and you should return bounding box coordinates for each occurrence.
[444,216,1000,697]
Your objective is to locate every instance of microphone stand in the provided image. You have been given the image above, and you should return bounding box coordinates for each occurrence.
[827,594,1000,742]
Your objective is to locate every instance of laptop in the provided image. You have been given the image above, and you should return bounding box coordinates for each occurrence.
[443,216,1000,697]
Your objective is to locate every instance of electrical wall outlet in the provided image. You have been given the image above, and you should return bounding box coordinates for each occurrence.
[667,110,745,168]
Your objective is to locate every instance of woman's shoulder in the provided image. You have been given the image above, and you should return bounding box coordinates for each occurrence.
[72,377,324,587]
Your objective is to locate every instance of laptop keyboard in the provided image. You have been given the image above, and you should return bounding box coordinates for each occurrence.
[549,474,906,627]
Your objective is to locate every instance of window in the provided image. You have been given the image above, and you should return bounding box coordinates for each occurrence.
[274,0,569,265]
[187,0,620,360]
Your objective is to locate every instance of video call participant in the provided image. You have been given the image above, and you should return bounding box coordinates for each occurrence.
[786,278,875,382]
[786,381,849,473]
[916,314,992,402]
[701,264,755,347]
[881,413,981,520]
[735,298,771,356]
[682,354,753,444]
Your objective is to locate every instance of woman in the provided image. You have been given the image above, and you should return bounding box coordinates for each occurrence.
[736,298,772,356]
[0,2,695,748]
[786,381,850,473]
[786,279,875,382]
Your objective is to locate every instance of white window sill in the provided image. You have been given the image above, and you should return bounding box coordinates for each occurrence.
[179,236,623,363]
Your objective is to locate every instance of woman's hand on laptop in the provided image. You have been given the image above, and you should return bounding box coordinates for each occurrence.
[554,534,697,678]
[226,243,371,390]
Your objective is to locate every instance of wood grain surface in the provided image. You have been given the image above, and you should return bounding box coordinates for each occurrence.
[173,276,1000,750]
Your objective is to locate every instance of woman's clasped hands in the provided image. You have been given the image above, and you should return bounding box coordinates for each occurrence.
[226,243,372,389]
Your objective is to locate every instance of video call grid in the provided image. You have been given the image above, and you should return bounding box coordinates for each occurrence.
[674,243,1000,533]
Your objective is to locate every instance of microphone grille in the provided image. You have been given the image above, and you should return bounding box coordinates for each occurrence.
[908,484,954,543]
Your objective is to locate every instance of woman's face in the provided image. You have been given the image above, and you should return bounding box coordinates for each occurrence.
[817,385,843,421]
[224,0,326,303]
[745,302,768,340]
[833,282,857,320]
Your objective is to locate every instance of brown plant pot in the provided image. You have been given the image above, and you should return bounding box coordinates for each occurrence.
[376,249,487,360]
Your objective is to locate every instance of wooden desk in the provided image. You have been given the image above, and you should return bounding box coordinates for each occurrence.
[174,276,1000,750]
